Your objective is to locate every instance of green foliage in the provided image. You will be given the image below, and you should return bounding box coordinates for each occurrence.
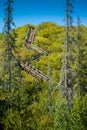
[74,25,87,96]
[0,22,87,130]
[53,98,70,130]
[69,95,87,130]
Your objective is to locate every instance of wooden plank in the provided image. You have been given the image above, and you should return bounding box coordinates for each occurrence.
[20,62,49,81]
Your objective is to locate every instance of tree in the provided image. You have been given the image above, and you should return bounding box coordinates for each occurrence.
[70,95,87,130]
[45,62,53,129]
[57,0,75,129]
[59,0,75,106]
[1,1,25,129]
[3,0,15,92]
[75,17,87,96]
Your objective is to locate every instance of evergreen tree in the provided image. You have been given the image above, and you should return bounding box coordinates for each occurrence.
[3,0,15,92]
[75,17,87,96]
[45,62,53,113]
[59,0,75,106]
[57,0,75,129]
[45,62,53,129]
[1,1,24,129]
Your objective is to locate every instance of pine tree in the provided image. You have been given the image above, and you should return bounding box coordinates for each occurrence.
[57,0,75,129]
[45,62,53,113]
[59,0,75,106]
[76,17,82,96]
[44,62,53,129]
[76,17,87,96]
[1,1,24,129]
[3,0,15,92]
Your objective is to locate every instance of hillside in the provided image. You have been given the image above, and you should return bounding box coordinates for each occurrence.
[13,22,64,84]
[0,22,87,130]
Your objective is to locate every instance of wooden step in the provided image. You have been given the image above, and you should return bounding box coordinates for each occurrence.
[20,62,49,81]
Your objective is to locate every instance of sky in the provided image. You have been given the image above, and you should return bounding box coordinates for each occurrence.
[0,0,87,32]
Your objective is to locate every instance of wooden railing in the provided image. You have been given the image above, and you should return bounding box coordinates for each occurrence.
[26,44,48,55]
[23,28,49,81]
[20,62,49,81]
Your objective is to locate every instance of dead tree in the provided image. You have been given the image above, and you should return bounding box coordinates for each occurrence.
[59,0,75,105]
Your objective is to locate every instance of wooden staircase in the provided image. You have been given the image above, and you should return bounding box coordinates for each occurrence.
[20,28,49,81]
[25,28,48,55]
[20,62,49,81]
[25,44,48,55]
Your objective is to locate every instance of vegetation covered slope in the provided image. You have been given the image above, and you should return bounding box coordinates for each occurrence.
[0,22,87,130]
